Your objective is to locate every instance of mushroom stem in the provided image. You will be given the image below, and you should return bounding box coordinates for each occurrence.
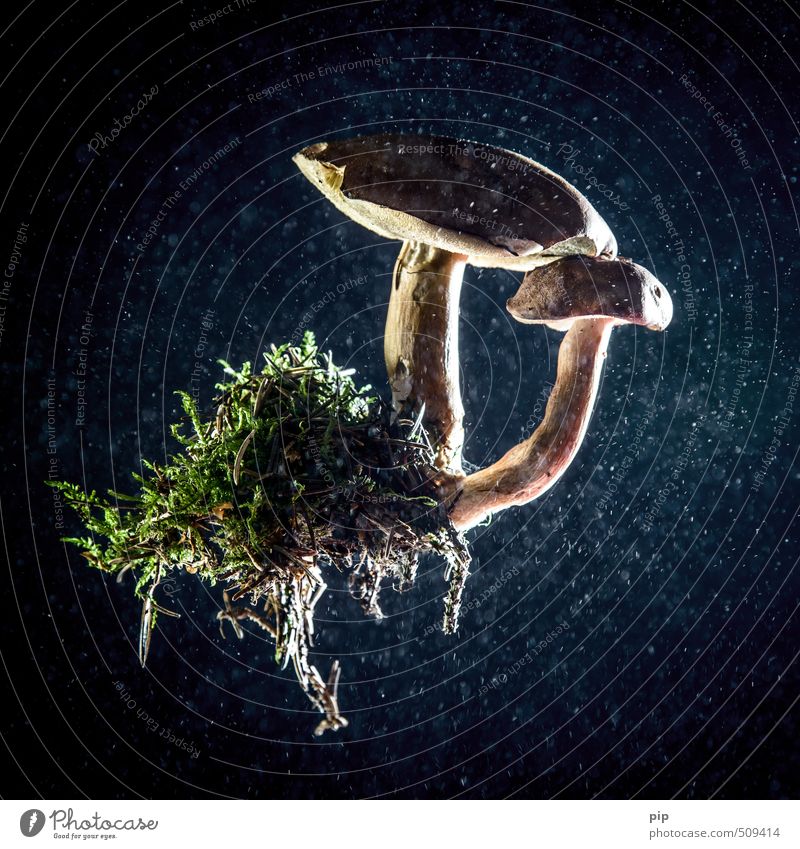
[384,240,467,474]
[447,317,614,530]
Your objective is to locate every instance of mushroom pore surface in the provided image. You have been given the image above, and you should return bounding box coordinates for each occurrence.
[293,133,617,269]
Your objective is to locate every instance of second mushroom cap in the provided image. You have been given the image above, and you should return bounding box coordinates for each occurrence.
[507,254,673,332]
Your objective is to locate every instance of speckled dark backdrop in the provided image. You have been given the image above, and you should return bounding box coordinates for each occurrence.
[2,0,798,799]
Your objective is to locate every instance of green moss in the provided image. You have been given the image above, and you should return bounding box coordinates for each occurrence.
[49,332,470,735]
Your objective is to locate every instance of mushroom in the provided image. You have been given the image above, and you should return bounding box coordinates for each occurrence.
[293,134,616,473]
[446,255,673,531]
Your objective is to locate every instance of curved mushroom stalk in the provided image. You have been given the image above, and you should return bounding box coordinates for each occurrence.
[448,318,612,530]
[447,255,673,531]
[385,241,467,472]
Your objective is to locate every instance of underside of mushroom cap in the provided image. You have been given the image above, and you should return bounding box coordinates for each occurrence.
[507,254,673,331]
[293,134,617,270]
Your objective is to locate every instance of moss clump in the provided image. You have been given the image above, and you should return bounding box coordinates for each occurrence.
[50,332,469,735]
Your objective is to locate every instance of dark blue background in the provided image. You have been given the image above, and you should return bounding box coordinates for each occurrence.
[2,0,798,798]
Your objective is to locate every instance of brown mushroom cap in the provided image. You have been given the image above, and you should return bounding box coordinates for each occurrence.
[507,255,673,332]
[293,134,617,270]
